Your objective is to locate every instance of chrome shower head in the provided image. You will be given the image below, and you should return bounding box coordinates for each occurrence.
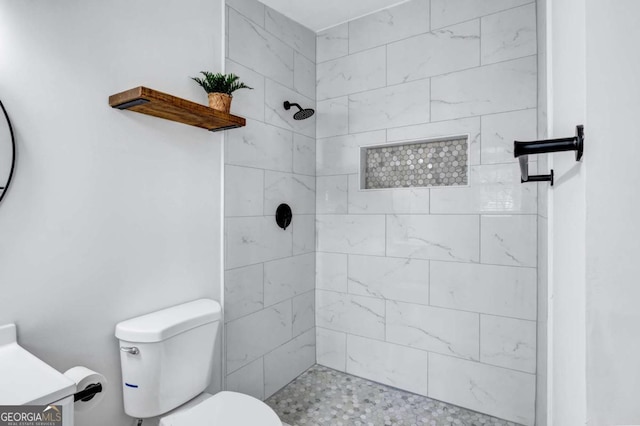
[283,101,315,120]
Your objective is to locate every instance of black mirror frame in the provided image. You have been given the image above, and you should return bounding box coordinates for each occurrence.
[0,99,16,206]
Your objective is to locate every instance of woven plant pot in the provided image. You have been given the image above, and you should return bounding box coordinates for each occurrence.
[208,92,232,113]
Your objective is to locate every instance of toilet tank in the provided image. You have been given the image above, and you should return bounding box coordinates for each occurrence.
[115,299,221,419]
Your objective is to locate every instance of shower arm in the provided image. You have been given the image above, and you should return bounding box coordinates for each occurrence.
[283,101,302,111]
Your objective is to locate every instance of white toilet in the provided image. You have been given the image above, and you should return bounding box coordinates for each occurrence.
[115,299,281,425]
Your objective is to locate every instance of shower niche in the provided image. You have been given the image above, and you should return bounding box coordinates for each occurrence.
[360,135,469,190]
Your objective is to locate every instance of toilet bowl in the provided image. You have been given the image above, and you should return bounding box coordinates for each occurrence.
[115,299,281,425]
[159,391,281,426]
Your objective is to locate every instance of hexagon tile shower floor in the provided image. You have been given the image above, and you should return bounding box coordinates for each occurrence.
[266,365,521,426]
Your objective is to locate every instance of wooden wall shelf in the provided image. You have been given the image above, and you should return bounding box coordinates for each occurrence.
[108,86,246,132]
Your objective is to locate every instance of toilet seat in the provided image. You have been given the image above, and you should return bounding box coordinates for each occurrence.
[159,391,281,426]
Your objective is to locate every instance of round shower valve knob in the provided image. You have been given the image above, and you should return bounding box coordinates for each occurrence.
[275,204,292,230]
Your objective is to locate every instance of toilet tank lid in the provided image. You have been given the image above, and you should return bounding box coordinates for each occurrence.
[115,299,221,343]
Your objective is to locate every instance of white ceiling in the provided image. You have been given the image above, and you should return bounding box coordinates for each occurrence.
[258,0,410,32]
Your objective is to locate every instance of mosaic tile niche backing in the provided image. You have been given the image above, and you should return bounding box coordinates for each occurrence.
[363,137,468,189]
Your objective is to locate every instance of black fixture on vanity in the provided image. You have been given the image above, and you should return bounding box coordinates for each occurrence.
[514,124,584,186]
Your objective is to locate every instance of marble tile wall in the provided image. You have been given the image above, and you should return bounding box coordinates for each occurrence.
[224,0,316,401]
[315,1,538,424]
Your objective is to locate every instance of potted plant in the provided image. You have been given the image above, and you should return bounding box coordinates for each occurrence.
[191,72,252,113]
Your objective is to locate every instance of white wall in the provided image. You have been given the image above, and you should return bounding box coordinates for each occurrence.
[584,1,640,423]
[0,1,224,425]
[548,0,640,424]
[535,0,549,424]
[315,1,538,424]
[547,0,588,423]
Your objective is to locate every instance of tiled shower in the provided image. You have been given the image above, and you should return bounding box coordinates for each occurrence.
[223,0,317,401]
[223,0,539,424]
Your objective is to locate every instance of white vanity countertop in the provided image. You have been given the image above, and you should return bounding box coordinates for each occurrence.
[0,323,76,405]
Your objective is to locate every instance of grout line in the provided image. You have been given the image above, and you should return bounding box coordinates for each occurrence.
[313,249,537,269]
[228,213,317,220]
[317,51,350,66]
[291,297,295,335]
[225,251,315,274]
[316,106,537,142]
[344,328,348,370]
[384,215,388,257]
[428,77,432,121]
[291,129,296,174]
[480,1,536,20]
[234,4,317,63]
[316,0,414,34]
[318,212,538,218]
[347,20,350,55]
[317,157,537,179]
[315,288,536,323]
[262,168,268,217]
[316,2,528,65]
[261,260,266,310]
[229,327,315,378]
[262,355,266,399]
[385,44,388,87]
[383,298,387,341]
[226,160,313,177]
[426,351,430,396]
[429,1,536,32]
[346,253,350,293]
[316,37,388,66]
[427,259,431,305]
[346,95,351,135]
[314,212,539,217]
[259,74,267,122]
[479,15,483,66]
[264,70,316,103]
[479,111,483,167]
[479,215,483,263]
[262,65,267,123]
[226,6,230,57]
[313,326,535,376]
[345,173,351,214]
[478,313,482,362]
[316,54,537,104]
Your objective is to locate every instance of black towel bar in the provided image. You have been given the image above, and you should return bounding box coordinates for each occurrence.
[514,125,584,186]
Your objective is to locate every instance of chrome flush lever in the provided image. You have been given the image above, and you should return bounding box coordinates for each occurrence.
[120,346,140,355]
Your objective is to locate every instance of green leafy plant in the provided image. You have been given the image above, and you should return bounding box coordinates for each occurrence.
[191,72,253,95]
